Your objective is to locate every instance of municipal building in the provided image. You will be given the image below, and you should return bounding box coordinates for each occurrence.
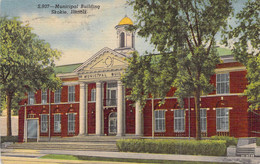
[18,17,260,142]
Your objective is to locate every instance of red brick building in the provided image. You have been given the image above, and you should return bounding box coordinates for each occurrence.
[18,17,260,142]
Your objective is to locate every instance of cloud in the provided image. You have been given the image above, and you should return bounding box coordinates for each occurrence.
[55,49,94,66]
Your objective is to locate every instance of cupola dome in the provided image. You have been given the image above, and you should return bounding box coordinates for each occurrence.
[118,16,133,26]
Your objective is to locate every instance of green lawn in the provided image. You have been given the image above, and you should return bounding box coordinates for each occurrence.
[41,154,235,164]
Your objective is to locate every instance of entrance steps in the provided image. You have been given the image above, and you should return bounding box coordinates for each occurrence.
[6,135,140,152]
[236,138,257,157]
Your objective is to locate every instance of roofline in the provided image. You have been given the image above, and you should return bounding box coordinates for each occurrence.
[73,47,127,73]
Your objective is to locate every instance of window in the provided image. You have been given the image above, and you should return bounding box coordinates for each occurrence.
[216,73,229,94]
[41,90,47,104]
[155,110,165,132]
[28,92,35,105]
[216,108,229,132]
[91,88,96,102]
[120,32,125,48]
[200,109,207,132]
[54,89,61,103]
[68,113,75,133]
[106,83,117,106]
[68,86,75,102]
[54,114,61,133]
[41,114,48,133]
[174,110,185,132]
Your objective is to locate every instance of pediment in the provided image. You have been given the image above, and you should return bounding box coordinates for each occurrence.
[74,47,128,73]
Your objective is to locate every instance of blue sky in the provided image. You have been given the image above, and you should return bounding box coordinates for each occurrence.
[1,0,248,65]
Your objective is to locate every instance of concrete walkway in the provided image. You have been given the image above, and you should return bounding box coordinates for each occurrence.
[2,148,260,164]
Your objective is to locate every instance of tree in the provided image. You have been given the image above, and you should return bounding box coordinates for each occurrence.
[127,0,233,140]
[223,0,259,111]
[0,17,61,136]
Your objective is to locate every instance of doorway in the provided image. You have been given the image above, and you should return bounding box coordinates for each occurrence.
[27,119,38,139]
[109,112,117,135]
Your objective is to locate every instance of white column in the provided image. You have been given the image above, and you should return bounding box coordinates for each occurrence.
[85,84,88,135]
[79,83,86,135]
[96,81,103,135]
[117,81,124,136]
[135,100,143,136]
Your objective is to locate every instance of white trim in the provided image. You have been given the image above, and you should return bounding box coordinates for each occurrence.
[215,66,246,73]
[57,73,78,79]
[74,47,127,72]
[63,81,79,86]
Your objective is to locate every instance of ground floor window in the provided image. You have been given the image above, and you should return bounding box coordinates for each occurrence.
[200,108,207,132]
[174,109,185,132]
[41,114,48,133]
[216,108,229,132]
[54,114,61,133]
[155,110,165,132]
[68,113,75,133]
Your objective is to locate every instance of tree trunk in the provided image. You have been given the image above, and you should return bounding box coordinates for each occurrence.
[6,93,12,136]
[194,88,201,140]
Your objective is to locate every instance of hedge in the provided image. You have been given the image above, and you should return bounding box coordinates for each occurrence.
[116,139,226,156]
[1,136,18,143]
[257,138,260,146]
[210,136,238,147]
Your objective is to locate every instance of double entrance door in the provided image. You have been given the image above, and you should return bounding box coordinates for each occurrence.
[109,112,117,135]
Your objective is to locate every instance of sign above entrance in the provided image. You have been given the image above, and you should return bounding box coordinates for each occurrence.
[78,70,123,82]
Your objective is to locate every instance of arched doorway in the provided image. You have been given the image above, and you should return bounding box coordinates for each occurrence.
[109,112,117,135]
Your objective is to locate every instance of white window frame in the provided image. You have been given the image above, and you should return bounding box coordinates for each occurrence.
[106,83,117,106]
[41,114,48,133]
[28,91,35,105]
[54,89,61,103]
[174,109,185,132]
[155,110,165,132]
[41,90,47,104]
[68,86,75,102]
[90,88,96,102]
[216,73,230,94]
[200,108,207,132]
[54,114,61,133]
[216,108,229,132]
[68,113,75,133]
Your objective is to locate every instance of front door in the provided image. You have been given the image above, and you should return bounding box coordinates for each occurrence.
[109,112,117,135]
[27,119,38,139]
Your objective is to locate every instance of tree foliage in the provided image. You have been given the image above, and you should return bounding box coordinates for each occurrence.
[126,0,233,139]
[223,0,259,110]
[122,51,177,107]
[0,17,62,136]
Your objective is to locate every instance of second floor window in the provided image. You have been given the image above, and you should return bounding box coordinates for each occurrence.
[54,89,61,103]
[216,73,229,94]
[28,91,35,105]
[91,88,96,102]
[41,90,47,104]
[107,83,117,106]
[68,86,75,102]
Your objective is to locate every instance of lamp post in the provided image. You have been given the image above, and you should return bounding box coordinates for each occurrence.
[24,102,27,142]
[48,89,51,141]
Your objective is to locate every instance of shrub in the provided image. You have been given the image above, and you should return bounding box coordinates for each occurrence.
[257,137,260,146]
[116,139,226,156]
[210,136,238,147]
[1,136,18,143]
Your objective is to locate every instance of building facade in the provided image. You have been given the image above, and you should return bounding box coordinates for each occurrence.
[18,17,260,142]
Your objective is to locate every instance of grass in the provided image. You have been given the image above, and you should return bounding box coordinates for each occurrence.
[40,154,235,164]
[0,136,18,143]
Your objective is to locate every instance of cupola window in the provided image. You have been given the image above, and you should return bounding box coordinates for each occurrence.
[120,32,125,48]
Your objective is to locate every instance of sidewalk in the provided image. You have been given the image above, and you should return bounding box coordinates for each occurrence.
[2,148,260,164]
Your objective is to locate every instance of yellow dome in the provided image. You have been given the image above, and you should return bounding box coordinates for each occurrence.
[118,16,133,25]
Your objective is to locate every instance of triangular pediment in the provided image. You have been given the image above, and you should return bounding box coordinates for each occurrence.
[74,47,128,73]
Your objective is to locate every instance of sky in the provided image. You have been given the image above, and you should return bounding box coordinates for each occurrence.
[0,0,248,66]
